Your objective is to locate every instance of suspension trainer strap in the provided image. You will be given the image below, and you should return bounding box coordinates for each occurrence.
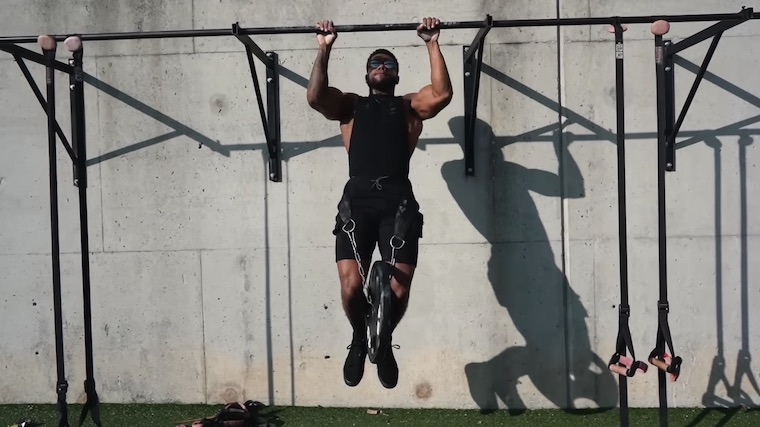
[648,301,683,380]
[608,18,647,382]
[609,304,648,377]
[78,378,102,427]
[38,38,71,427]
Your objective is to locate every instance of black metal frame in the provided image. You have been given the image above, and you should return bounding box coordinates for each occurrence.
[0,8,758,427]
[661,9,754,172]
[233,23,282,182]
[1,8,756,179]
[463,15,493,175]
[0,39,103,427]
[648,7,754,427]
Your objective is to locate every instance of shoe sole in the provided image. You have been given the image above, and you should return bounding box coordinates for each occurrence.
[367,260,393,364]
[344,375,363,387]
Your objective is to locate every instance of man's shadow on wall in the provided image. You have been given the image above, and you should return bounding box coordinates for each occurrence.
[439,116,618,413]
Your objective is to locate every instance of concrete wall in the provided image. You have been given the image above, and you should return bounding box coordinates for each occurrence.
[1,0,759,411]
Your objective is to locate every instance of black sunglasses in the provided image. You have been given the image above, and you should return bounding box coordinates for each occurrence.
[368,59,397,69]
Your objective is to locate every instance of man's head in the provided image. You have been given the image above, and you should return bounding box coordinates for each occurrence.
[365,48,399,93]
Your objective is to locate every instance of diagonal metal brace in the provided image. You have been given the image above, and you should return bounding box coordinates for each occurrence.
[464,15,493,63]
[13,53,77,162]
[232,23,281,182]
[1,45,77,162]
[0,43,74,73]
[662,7,753,171]
[463,15,493,176]
[233,22,275,69]
[666,7,752,56]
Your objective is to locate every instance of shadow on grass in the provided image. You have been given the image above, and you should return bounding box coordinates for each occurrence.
[476,406,617,416]
[257,407,286,427]
[685,407,742,427]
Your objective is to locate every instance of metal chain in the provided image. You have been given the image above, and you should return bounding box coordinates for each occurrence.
[342,220,368,298]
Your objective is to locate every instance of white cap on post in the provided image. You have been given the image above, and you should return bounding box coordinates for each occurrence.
[607,24,628,33]
[37,34,57,51]
[651,20,671,36]
[64,36,83,52]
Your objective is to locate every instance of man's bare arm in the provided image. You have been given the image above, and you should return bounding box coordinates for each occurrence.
[306,20,356,121]
[406,17,453,120]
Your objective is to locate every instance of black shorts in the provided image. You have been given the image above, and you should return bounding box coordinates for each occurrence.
[333,178,424,266]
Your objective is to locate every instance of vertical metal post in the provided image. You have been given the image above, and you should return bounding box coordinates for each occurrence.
[70,61,80,185]
[463,46,476,176]
[654,31,671,427]
[663,42,676,171]
[461,15,492,177]
[462,46,485,175]
[67,38,102,427]
[266,51,281,182]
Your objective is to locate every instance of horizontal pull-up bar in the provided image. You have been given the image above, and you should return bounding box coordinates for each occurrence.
[0,9,755,45]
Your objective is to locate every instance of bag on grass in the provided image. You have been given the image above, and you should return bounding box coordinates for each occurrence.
[176,400,272,427]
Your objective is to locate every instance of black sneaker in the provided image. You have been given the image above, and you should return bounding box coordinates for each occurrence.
[377,342,400,389]
[343,336,367,387]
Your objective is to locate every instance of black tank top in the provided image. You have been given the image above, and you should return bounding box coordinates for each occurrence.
[348,95,410,178]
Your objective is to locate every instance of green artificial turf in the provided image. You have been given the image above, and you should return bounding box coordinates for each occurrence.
[1,404,758,426]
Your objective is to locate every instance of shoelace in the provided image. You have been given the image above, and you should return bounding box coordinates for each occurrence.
[345,343,400,350]
[346,340,367,350]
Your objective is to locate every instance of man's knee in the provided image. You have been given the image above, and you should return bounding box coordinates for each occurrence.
[390,263,415,300]
[340,272,363,295]
[338,260,364,297]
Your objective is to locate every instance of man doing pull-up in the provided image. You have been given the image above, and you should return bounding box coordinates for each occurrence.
[306,17,453,389]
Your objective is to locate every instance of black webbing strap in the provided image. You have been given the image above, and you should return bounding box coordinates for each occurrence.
[609,304,648,377]
[78,379,102,427]
[55,377,69,427]
[41,40,71,427]
[649,301,683,378]
[608,17,647,380]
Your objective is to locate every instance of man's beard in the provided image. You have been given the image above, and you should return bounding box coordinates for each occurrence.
[368,76,396,92]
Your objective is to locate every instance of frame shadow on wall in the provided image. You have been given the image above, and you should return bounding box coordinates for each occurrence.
[674,56,760,425]
[443,59,760,417]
